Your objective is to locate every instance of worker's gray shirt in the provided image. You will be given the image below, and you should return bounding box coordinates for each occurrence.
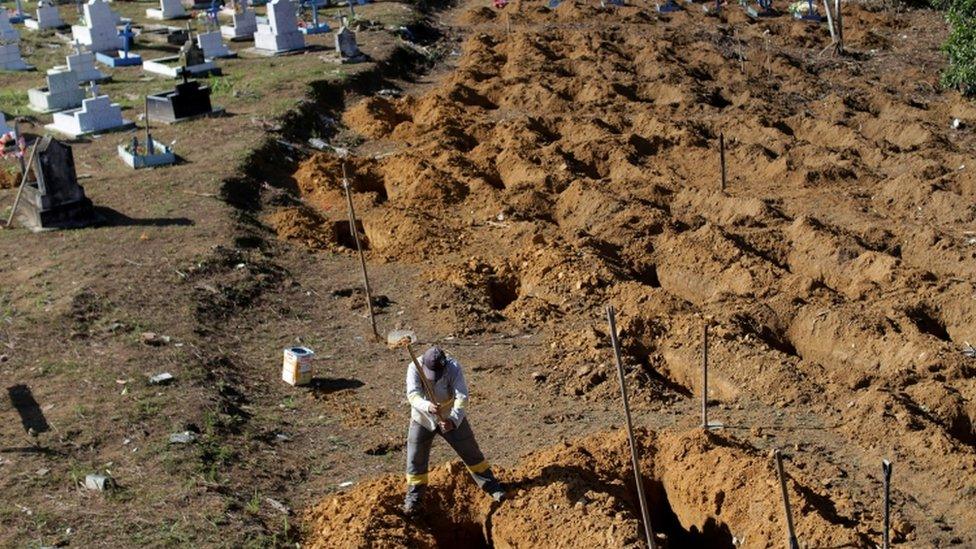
[406,357,468,432]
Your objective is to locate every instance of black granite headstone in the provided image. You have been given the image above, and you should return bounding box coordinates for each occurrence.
[146,72,215,123]
[16,136,97,231]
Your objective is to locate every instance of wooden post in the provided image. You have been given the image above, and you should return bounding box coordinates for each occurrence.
[6,140,39,228]
[774,449,800,549]
[882,459,892,549]
[719,133,726,192]
[144,96,151,150]
[341,162,379,340]
[701,322,709,428]
[606,305,657,549]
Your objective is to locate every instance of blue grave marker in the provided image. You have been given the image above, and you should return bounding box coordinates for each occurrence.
[300,0,330,34]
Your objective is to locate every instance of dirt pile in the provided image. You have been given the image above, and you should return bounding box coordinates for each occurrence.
[304,428,872,548]
[283,0,976,544]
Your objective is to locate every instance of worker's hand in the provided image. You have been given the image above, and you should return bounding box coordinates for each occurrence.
[427,402,440,415]
[438,419,455,432]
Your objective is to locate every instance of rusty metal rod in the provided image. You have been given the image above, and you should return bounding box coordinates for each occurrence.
[702,322,708,429]
[606,305,656,549]
[883,459,892,549]
[719,133,726,192]
[342,162,378,340]
[774,449,800,549]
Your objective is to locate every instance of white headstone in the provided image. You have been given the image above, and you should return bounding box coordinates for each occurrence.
[28,67,85,112]
[197,30,232,59]
[146,0,186,20]
[220,0,256,40]
[0,10,21,43]
[71,0,121,53]
[0,41,32,71]
[63,43,108,82]
[25,0,64,30]
[0,112,13,136]
[47,93,131,137]
[253,0,304,53]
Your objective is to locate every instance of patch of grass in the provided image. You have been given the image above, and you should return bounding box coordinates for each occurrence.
[244,490,261,515]
[0,89,30,117]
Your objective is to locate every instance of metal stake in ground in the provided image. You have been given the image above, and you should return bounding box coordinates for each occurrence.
[774,449,800,549]
[606,305,657,549]
[719,133,727,192]
[702,322,708,428]
[342,162,379,340]
[882,459,892,549]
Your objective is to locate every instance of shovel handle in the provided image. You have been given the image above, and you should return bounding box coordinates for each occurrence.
[401,340,445,422]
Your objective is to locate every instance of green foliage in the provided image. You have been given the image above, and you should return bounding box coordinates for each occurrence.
[940,0,976,94]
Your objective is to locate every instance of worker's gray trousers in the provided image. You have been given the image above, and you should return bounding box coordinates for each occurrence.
[405,419,501,503]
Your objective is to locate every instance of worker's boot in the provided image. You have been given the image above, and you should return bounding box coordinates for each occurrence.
[403,496,420,516]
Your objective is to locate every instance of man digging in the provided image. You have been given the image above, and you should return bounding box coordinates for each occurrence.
[403,346,505,515]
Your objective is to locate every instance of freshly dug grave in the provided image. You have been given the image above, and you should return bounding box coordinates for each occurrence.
[304,428,872,548]
[284,0,976,544]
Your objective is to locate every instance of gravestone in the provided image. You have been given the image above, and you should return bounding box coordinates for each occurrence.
[146,0,187,20]
[28,67,85,112]
[146,71,215,123]
[0,41,33,71]
[24,0,65,30]
[59,41,109,82]
[14,136,98,231]
[220,0,256,41]
[96,22,141,66]
[0,10,21,43]
[142,37,215,77]
[253,0,304,54]
[72,0,122,53]
[299,0,329,35]
[334,25,364,63]
[197,31,232,59]
[47,83,133,137]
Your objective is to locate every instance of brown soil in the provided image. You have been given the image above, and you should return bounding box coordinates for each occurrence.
[290,0,976,546]
[305,428,878,548]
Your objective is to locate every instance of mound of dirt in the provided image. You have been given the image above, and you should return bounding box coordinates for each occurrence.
[284,0,976,543]
[304,428,870,548]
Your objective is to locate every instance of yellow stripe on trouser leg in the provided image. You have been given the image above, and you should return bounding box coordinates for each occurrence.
[466,460,490,474]
[406,473,429,485]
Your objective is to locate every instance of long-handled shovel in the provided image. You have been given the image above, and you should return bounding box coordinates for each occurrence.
[388,329,445,422]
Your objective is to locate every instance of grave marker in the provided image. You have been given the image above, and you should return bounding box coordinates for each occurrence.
[299,0,330,35]
[146,69,220,123]
[96,22,142,67]
[10,136,99,231]
[1,10,21,43]
[146,0,188,20]
[334,25,365,63]
[0,38,33,71]
[46,82,134,138]
[119,98,176,168]
[58,40,109,83]
[252,0,305,55]
[0,112,13,136]
[197,1,234,59]
[28,67,85,112]
[24,0,66,30]
[71,0,123,53]
[143,36,216,77]
[8,0,28,23]
[221,0,257,40]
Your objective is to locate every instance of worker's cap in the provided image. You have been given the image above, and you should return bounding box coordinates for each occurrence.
[422,346,447,370]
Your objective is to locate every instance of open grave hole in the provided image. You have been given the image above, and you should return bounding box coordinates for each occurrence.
[905,304,952,342]
[331,220,370,251]
[304,429,865,548]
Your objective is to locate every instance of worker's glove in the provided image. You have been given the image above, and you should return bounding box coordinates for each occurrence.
[427,403,440,415]
[438,419,455,432]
